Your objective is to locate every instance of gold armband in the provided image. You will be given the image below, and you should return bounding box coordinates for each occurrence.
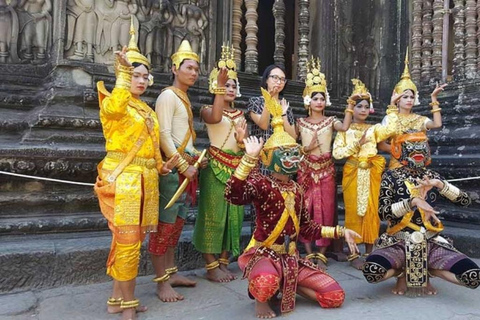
[115,65,134,90]
[430,108,442,114]
[320,226,336,239]
[439,181,461,201]
[233,155,258,181]
[237,141,245,149]
[344,108,354,115]
[213,87,227,95]
[429,101,440,107]
[346,98,356,106]
[386,104,399,115]
[176,156,190,174]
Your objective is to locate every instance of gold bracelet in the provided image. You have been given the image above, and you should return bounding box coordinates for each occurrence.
[321,226,335,239]
[213,87,227,95]
[301,146,309,155]
[431,108,442,113]
[346,98,356,106]
[243,154,259,164]
[336,225,345,238]
[429,101,440,107]
[177,158,189,174]
[237,141,245,149]
[115,70,133,90]
[233,159,255,181]
[344,108,354,115]
[386,104,398,115]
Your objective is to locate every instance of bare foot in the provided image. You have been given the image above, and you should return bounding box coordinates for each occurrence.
[350,257,365,270]
[255,300,276,319]
[206,267,232,283]
[107,304,147,314]
[392,275,407,295]
[121,307,136,320]
[219,264,237,281]
[169,273,197,287]
[156,282,184,302]
[426,279,437,295]
[316,260,327,272]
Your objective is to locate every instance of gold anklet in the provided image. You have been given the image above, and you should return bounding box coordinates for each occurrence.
[347,254,360,262]
[315,253,328,265]
[218,258,230,265]
[152,274,171,283]
[120,299,140,309]
[165,266,178,275]
[305,253,316,261]
[106,297,122,306]
[205,260,220,270]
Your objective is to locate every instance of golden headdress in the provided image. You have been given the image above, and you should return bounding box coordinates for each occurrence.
[209,43,241,97]
[260,88,298,166]
[171,40,200,69]
[303,56,330,107]
[394,47,420,105]
[351,78,374,113]
[125,17,150,69]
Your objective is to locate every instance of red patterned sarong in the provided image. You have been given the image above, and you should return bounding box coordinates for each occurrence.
[148,217,185,255]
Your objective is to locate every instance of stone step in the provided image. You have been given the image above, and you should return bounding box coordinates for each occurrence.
[1,221,479,294]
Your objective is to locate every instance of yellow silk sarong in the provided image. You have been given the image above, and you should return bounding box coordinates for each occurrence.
[342,155,385,244]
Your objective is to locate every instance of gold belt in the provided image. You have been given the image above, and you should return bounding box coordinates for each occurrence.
[393,230,437,243]
[106,151,156,169]
[254,240,296,255]
[304,158,333,171]
[346,158,372,169]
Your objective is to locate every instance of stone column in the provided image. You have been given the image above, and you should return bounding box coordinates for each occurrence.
[273,0,285,69]
[421,0,433,81]
[297,0,310,80]
[411,0,423,83]
[232,0,243,69]
[477,0,480,73]
[244,0,258,74]
[432,0,444,80]
[464,0,477,78]
[453,0,465,79]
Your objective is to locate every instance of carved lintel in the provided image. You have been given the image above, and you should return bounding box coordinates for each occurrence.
[244,0,259,74]
[297,0,310,80]
[273,0,286,69]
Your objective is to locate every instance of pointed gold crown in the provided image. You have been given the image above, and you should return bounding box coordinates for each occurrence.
[125,16,150,69]
[260,88,298,166]
[394,48,419,105]
[303,56,328,101]
[209,43,238,93]
[171,40,199,69]
[351,79,372,103]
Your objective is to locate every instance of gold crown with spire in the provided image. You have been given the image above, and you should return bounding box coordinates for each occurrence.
[303,56,330,106]
[351,78,374,113]
[125,16,150,69]
[209,43,239,94]
[394,47,419,105]
[260,88,298,166]
[171,40,199,69]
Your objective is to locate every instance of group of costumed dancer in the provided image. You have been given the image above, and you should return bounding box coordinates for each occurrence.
[94,21,480,320]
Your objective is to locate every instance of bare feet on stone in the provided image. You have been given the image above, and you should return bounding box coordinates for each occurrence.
[156,282,184,302]
[255,300,276,319]
[121,307,136,320]
[426,279,438,295]
[206,267,232,283]
[219,264,237,280]
[392,275,407,295]
[107,304,147,314]
[169,273,197,287]
[350,257,365,270]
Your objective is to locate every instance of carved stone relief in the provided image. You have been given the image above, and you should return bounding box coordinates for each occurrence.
[0,0,53,63]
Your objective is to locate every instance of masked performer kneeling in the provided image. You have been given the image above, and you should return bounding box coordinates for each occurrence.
[225,88,360,319]
[362,131,479,296]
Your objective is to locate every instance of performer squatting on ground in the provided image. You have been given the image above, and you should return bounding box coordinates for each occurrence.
[295,57,353,269]
[94,22,177,320]
[378,49,447,168]
[333,79,398,269]
[148,39,205,303]
[362,131,480,296]
[225,88,360,319]
[192,44,248,283]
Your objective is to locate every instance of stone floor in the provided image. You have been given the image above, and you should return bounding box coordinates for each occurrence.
[1,258,480,320]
